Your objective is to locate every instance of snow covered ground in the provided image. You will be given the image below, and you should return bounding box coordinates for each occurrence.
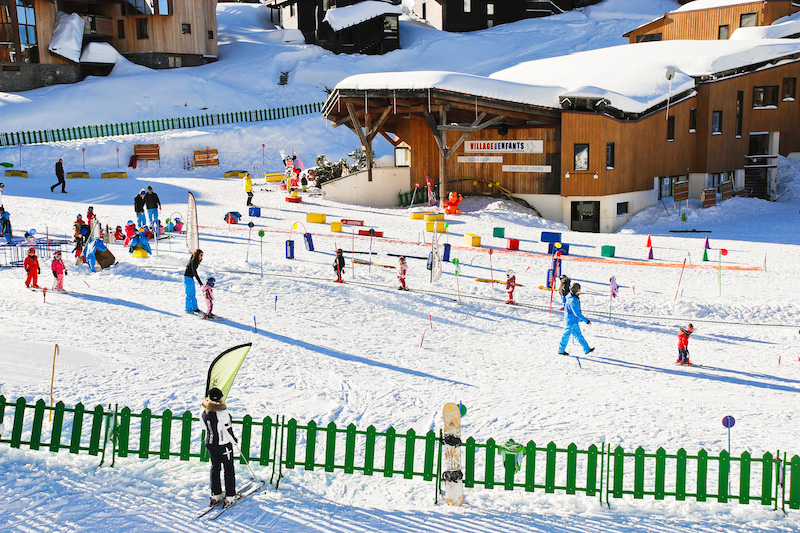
[2,1,800,531]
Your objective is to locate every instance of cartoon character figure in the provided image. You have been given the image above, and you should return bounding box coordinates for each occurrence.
[444,192,463,215]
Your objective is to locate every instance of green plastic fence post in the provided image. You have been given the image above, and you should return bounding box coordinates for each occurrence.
[117,407,131,457]
[31,399,45,450]
[88,405,104,455]
[790,455,800,509]
[383,427,396,477]
[612,446,625,498]
[739,451,751,504]
[259,416,273,466]
[697,449,708,502]
[635,447,648,498]
[654,448,666,499]
[285,418,297,468]
[200,430,209,462]
[566,443,578,494]
[10,398,26,448]
[303,420,317,470]
[325,422,337,472]
[344,424,356,474]
[761,451,773,506]
[240,415,252,464]
[465,436,476,488]
[180,411,192,461]
[718,450,730,503]
[525,441,536,492]
[503,446,516,490]
[139,408,152,459]
[545,442,557,493]
[0,396,6,429]
[403,429,416,479]
[364,425,376,475]
[159,409,172,460]
[586,444,598,496]
[483,438,497,488]
[49,402,65,453]
[70,403,85,454]
[676,448,687,500]
[423,430,436,482]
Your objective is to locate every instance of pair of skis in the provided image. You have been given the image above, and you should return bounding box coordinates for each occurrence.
[196,480,265,521]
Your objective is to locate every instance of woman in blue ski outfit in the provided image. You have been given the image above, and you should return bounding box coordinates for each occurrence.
[184,249,204,313]
[558,283,594,356]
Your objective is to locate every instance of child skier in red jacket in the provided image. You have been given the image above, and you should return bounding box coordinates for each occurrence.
[23,247,41,288]
[677,323,694,365]
[397,256,408,290]
[506,270,516,304]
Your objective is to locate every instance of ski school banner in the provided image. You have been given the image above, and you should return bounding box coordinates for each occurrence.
[186,191,199,253]
[206,343,252,403]
[464,140,543,154]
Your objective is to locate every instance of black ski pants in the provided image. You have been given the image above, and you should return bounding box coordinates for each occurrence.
[206,442,236,496]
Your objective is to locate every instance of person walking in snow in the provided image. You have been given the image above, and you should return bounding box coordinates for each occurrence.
[201,387,239,508]
[23,247,41,288]
[184,249,204,313]
[144,186,162,227]
[0,207,11,243]
[558,283,594,356]
[51,159,66,193]
[51,250,67,291]
[134,189,147,228]
[244,173,254,207]
[202,277,216,319]
[677,323,694,365]
[506,270,516,304]
[397,256,408,290]
[333,248,345,283]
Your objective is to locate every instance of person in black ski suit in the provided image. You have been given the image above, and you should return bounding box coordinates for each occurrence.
[144,186,162,227]
[134,189,147,227]
[184,249,204,313]
[51,159,66,193]
[201,387,238,507]
[333,248,345,282]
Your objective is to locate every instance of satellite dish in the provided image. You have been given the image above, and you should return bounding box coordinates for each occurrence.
[666,67,676,81]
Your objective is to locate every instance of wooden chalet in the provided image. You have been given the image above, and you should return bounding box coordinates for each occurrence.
[625,0,799,43]
[1,0,218,92]
[411,0,601,32]
[266,0,401,55]
[323,42,800,233]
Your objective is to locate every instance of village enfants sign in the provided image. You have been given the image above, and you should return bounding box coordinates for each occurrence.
[464,140,543,154]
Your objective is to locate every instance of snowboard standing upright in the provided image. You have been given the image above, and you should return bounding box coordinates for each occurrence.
[441,402,464,506]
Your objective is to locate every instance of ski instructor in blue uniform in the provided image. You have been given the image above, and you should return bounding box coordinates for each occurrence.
[202,387,238,507]
[558,283,594,356]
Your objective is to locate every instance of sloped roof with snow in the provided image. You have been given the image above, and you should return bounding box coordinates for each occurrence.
[731,11,800,39]
[334,39,800,115]
[323,1,403,32]
[672,0,762,13]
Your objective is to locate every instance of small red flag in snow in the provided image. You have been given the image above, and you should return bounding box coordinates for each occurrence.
[720,248,728,256]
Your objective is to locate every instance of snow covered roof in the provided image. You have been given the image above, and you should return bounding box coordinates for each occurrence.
[323,1,403,32]
[79,42,124,65]
[672,0,762,13]
[334,39,800,115]
[731,11,800,40]
[48,12,84,63]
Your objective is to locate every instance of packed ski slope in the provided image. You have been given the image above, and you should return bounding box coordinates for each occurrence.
[2,0,800,531]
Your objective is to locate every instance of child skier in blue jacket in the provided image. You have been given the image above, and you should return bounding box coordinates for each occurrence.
[558,283,594,356]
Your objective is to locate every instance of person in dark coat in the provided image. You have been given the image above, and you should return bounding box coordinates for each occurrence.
[184,248,204,312]
[144,186,161,226]
[134,189,147,227]
[50,159,66,193]
[201,387,238,507]
[333,248,345,282]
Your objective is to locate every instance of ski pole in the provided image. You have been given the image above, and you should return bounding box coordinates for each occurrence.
[232,441,263,483]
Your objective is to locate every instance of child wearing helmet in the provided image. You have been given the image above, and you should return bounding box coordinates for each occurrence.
[558,283,594,356]
[677,323,694,365]
[86,206,96,225]
[51,250,67,291]
[397,256,408,291]
[114,225,125,241]
[202,277,216,319]
[23,247,41,288]
[506,270,516,304]
[333,249,345,283]
[123,221,136,245]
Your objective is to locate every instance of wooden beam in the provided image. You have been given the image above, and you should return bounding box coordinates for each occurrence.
[380,131,401,147]
[346,100,373,182]
[366,106,393,142]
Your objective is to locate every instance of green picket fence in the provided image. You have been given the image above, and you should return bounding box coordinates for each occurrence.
[1,396,799,511]
[0,103,324,147]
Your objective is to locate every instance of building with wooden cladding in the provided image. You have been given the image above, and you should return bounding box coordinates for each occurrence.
[265,0,401,55]
[1,0,218,92]
[625,0,799,43]
[323,39,800,233]
[411,0,601,32]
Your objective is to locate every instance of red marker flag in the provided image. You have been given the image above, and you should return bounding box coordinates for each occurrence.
[720,248,728,256]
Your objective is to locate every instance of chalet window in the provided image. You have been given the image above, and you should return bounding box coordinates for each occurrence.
[156,0,172,16]
[740,12,757,28]
[718,25,729,40]
[667,116,675,141]
[1,0,38,64]
[635,33,662,43]
[127,0,171,16]
[712,110,723,134]
[117,19,125,39]
[606,142,615,169]
[658,176,676,200]
[383,16,397,34]
[421,3,426,19]
[487,3,494,15]
[574,143,589,171]
[208,30,213,40]
[182,23,191,35]
[689,108,697,132]
[617,202,629,216]
[136,18,148,40]
[289,5,295,17]
[464,0,471,13]
[783,77,796,101]
[736,90,743,137]
[168,55,182,68]
[753,85,778,108]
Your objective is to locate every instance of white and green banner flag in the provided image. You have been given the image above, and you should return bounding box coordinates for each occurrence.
[205,343,252,402]
[186,191,199,253]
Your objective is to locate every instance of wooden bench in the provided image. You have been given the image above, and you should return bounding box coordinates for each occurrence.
[67,172,90,179]
[134,144,160,161]
[3,169,27,178]
[101,172,127,179]
[193,149,219,167]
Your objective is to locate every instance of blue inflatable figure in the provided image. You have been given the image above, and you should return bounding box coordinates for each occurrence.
[85,238,110,272]
[129,230,152,258]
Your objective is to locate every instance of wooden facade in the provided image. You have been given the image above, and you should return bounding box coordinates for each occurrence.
[625,0,798,43]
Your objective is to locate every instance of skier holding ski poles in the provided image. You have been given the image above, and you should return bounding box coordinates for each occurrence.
[201,387,239,508]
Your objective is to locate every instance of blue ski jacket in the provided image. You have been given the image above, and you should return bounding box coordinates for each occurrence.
[129,231,152,254]
[563,293,589,326]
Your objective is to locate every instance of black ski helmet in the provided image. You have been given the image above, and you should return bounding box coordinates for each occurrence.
[207,277,216,287]
[570,283,581,295]
[207,387,223,401]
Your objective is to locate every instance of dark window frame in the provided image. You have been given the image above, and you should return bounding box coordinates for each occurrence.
[740,12,757,28]
[753,85,779,108]
[712,110,723,135]
[617,201,629,216]
[783,77,796,101]
[136,18,149,39]
[667,115,675,141]
[736,90,743,138]
[689,107,697,132]
[181,23,191,35]
[635,33,662,43]
[606,142,615,169]
[718,24,729,40]
[574,143,589,171]
[117,19,125,39]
